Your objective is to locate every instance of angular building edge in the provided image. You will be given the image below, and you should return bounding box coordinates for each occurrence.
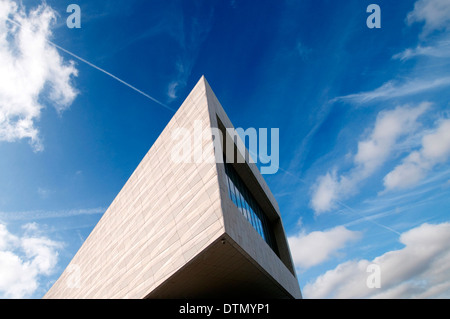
[44,76,302,299]
[201,76,301,299]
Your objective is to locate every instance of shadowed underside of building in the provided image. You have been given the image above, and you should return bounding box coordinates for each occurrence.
[44,77,302,299]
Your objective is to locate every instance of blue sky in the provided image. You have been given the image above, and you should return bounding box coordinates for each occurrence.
[0,0,450,298]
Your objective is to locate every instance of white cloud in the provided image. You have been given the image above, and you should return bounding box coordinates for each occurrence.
[354,103,429,173]
[0,223,62,298]
[310,171,339,213]
[0,0,78,151]
[384,119,450,190]
[407,0,450,35]
[310,104,428,214]
[288,226,361,269]
[0,223,18,250]
[303,222,450,298]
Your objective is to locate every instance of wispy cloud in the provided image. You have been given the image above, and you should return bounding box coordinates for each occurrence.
[318,0,450,215]
[393,41,450,60]
[37,187,52,199]
[0,207,105,222]
[295,41,312,61]
[166,7,214,101]
[331,0,450,108]
[333,77,450,104]
[364,169,450,214]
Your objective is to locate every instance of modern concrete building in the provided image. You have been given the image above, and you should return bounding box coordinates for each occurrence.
[44,76,302,299]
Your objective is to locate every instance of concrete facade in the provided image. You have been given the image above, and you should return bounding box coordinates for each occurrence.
[44,76,302,299]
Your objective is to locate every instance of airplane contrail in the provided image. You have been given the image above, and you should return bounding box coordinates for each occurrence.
[6,17,174,112]
[49,42,175,112]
